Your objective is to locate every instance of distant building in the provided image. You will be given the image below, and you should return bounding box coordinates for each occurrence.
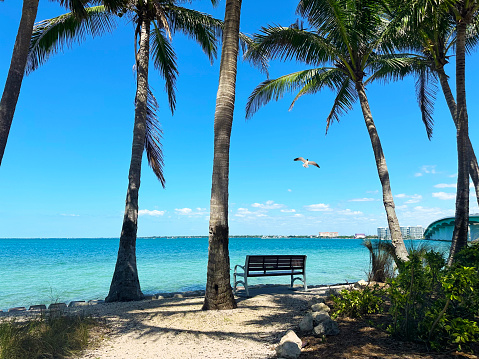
[377,226,424,240]
[318,232,338,238]
[354,233,366,239]
[377,227,389,240]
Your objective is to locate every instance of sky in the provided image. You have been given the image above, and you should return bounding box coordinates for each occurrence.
[1,0,479,238]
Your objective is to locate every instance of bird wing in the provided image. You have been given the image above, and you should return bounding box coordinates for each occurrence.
[294,157,306,163]
[309,161,320,168]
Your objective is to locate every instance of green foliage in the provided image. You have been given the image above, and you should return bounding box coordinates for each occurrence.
[387,247,479,352]
[0,315,98,359]
[331,285,385,319]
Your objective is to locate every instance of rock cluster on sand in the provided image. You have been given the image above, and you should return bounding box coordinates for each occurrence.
[276,294,340,358]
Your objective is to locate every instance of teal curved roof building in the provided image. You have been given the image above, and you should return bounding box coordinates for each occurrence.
[424,214,479,241]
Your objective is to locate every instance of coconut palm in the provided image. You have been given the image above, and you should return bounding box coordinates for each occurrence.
[0,0,39,167]
[0,0,126,167]
[447,0,479,264]
[202,0,242,311]
[390,0,479,263]
[27,0,223,301]
[245,0,413,261]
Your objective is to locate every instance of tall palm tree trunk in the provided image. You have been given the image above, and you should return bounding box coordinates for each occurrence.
[437,68,479,208]
[448,21,470,265]
[0,0,40,166]
[355,81,409,262]
[106,13,150,302]
[202,0,241,311]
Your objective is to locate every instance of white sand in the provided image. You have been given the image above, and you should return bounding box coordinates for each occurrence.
[75,285,344,359]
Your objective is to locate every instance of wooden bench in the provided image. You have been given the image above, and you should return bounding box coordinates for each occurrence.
[233,255,307,296]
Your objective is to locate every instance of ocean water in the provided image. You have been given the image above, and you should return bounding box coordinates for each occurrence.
[0,237,451,311]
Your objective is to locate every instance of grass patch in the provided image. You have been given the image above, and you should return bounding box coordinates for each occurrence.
[0,314,100,359]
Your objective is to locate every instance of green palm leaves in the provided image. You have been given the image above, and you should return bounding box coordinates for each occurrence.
[28,1,222,184]
[245,0,412,261]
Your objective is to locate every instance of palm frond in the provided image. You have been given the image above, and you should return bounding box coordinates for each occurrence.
[26,6,116,74]
[325,75,357,133]
[366,53,420,85]
[244,25,339,67]
[415,68,437,140]
[150,22,178,113]
[144,87,166,187]
[246,69,321,118]
[166,5,222,62]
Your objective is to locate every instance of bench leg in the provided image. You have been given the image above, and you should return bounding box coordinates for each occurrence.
[244,276,249,297]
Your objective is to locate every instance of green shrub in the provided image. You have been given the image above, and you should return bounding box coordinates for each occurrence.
[331,285,385,319]
[387,247,479,352]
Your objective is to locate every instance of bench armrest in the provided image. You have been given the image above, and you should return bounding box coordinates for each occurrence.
[234,264,245,274]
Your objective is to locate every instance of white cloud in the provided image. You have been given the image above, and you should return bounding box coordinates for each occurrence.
[366,190,379,194]
[337,209,363,216]
[304,203,332,212]
[287,189,292,192]
[174,208,208,216]
[395,194,422,203]
[60,213,79,217]
[280,209,296,213]
[348,198,375,202]
[432,192,456,200]
[293,214,304,217]
[434,183,456,188]
[251,200,285,210]
[175,208,192,215]
[405,194,422,204]
[415,165,437,177]
[396,205,408,210]
[235,208,268,218]
[414,172,423,177]
[139,209,165,217]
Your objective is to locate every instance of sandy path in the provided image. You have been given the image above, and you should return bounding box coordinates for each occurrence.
[75,285,337,359]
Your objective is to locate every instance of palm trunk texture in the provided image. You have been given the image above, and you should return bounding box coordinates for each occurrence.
[0,0,40,166]
[448,21,470,266]
[355,81,409,262]
[106,14,150,302]
[203,0,242,311]
[437,68,479,208]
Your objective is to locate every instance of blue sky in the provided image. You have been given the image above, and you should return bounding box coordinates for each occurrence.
[1,0,478,238]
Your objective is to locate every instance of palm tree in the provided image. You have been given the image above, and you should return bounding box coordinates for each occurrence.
[388,2,479,263]
[0,0,39,166]
[202,0,242,311]
[0,0,125,167]
[447,0,479,264]
[27,0,223,301]
[245,0,413,262]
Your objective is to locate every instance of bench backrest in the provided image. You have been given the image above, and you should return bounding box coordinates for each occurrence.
[245,255,306,276]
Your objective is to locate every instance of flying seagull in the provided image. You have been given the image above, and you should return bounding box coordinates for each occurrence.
[294,157,320,168]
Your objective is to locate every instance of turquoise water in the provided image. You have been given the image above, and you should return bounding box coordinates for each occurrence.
[0,237,451,310]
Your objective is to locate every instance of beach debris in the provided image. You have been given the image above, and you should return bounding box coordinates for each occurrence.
[276,330,302,359]
[294,157,320,168]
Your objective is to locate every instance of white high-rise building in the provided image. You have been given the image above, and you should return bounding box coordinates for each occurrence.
[377,226,424,239]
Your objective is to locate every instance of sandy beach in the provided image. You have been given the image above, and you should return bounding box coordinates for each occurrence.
[67,284,342,359]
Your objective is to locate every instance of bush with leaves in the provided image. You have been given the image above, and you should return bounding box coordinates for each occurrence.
[387,246,479,351]
[331,285,385,319]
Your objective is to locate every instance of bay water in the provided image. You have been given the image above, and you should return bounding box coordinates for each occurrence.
[0,237,450,311]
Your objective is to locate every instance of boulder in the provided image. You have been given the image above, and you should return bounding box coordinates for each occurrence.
[298,313,314,333]
[355,279,369,288]
[313,318,340,336]
[311,311,330,325]
[311,302,330,313]
[275,330,302,359]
